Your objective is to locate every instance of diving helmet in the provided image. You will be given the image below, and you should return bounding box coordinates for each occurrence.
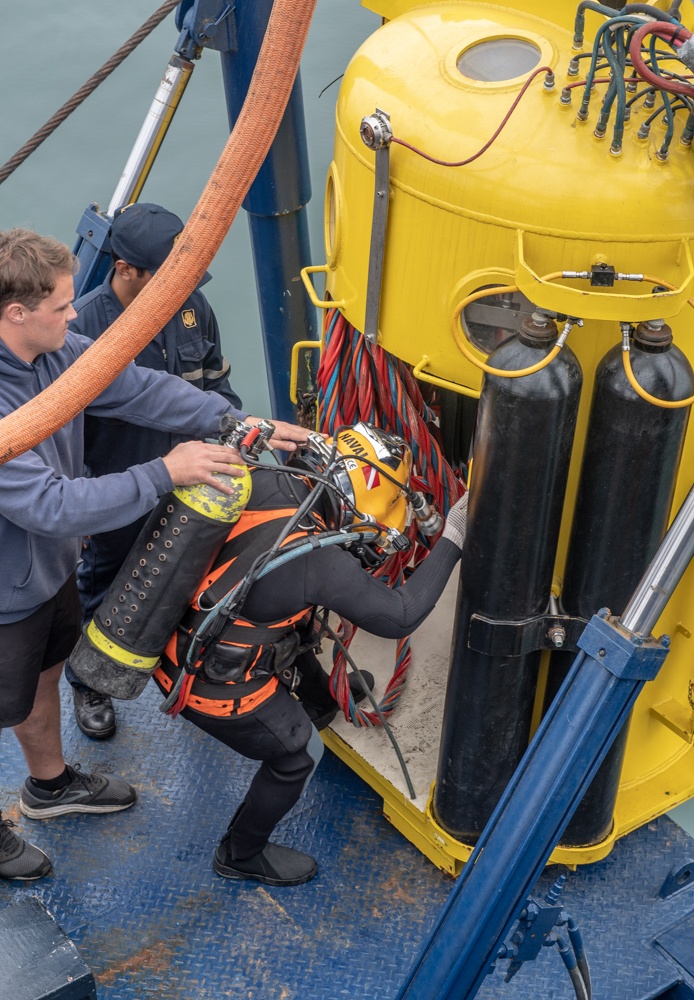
[302,422,413,558]
[332,423,413,535]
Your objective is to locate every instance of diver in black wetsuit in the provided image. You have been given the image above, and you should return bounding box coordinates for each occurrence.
[154,423,468,887]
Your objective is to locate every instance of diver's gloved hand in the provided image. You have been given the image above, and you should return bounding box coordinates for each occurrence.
[441,493,468,550]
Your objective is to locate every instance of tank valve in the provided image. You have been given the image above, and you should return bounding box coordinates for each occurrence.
[360,109,393,150]
[219,415,275,459]
[410,491,444,536]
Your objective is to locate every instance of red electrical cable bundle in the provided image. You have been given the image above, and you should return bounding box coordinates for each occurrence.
[317,307,464,726]
[630,19,694,96]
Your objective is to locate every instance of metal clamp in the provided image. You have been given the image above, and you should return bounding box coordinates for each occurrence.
[468,612,590,658]
[361,108,393,345]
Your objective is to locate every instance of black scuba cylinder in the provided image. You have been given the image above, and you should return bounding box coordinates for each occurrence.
[432,316,583,842]
[69,470,252,700]
[545,322,693,847]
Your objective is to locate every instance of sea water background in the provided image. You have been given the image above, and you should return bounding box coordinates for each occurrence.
[1,1,693,837]
[0,0,375,417]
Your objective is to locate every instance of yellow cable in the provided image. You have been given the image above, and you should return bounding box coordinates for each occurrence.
[621,275,694,409]
[451,284,562,378]
[622,349,694,409]
[452,273,694,397]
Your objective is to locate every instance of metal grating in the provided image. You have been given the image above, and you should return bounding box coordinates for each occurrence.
[0,680,692,999]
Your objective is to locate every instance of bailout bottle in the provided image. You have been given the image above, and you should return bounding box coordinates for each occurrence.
[433,314,582,841]
[545,320,693,847]
[70,469,253,700]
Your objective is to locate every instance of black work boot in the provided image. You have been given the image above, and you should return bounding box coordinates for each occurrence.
[301,670,375,730]
[0,813,51,880]
[73,686,117,740]
[213,839,317,886]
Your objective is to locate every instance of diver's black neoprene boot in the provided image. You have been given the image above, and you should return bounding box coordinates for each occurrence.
[302,670,375,730]
[213,840,318,886]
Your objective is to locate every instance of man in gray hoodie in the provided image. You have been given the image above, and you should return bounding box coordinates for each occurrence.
[0,227,308,882]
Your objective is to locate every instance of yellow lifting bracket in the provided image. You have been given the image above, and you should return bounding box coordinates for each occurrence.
[290,339,322,405]
[412,356,481,400]
[300,264,346,310]
[515,231,694,322]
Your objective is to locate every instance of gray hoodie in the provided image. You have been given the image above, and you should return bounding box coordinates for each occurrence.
[0,331,246,623]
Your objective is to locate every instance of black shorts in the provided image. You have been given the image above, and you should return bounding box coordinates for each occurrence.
[0,575,81,728]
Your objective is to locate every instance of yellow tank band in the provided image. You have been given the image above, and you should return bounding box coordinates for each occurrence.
[174,466,253,522]
[86,621,160,671]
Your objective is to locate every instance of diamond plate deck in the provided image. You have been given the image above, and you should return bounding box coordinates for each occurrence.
[1,679,693,999]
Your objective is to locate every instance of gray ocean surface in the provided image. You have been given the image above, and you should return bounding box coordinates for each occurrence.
[0,0,375,417]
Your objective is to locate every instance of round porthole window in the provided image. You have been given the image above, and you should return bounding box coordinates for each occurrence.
[457,38,541,82]
[324,162,343,268]
[461,286,535,354]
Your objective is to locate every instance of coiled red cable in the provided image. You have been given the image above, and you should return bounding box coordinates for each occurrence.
[317,308,464,726]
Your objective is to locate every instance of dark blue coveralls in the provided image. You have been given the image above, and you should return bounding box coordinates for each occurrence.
[65,270,243,689]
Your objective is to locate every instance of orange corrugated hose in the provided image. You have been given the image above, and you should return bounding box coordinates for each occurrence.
[0,0,317,464]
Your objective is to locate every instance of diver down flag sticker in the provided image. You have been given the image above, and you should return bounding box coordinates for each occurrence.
[363,466,380,489]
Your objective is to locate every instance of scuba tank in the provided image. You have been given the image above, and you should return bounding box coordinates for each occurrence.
[69,468,253,700]
[544,320,693,847]
[68,417,274,700]
[433,313,583,842]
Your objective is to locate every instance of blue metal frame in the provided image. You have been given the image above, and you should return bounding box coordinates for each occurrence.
[396,611,670,1000]
[218,0,318,423]
[73,0,318,425]
[72,204,114,300]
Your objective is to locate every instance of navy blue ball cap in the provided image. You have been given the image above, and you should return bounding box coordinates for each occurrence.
[109,202,211,284]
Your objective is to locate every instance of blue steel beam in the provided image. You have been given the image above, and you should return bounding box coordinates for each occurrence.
[396,485,694,1000]
[218,0,318,423]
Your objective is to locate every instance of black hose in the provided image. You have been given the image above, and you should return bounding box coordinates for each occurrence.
[577,954,592,1000]
[567,917,592,1000]
[556,935,589,1000]
[323,619,417,800]
[568,965,590,1000]
[0,0,180,186]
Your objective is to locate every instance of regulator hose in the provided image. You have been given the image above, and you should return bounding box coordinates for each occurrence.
[451,283,570,378]
[622,348,694,408]
[0,0,318,465]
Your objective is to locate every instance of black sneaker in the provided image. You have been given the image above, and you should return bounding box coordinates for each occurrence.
[213,841,317,887]
[73,686,117,740]
[0,814,51,880]
[20,764,136,820]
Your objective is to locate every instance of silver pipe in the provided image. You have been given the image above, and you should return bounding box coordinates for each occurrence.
[107,54,194,216]
[621,485,694,636]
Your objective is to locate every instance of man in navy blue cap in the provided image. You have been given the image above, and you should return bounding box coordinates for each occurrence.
[64,202,244,739]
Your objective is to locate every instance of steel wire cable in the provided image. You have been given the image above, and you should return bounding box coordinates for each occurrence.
[0,0,180,187]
